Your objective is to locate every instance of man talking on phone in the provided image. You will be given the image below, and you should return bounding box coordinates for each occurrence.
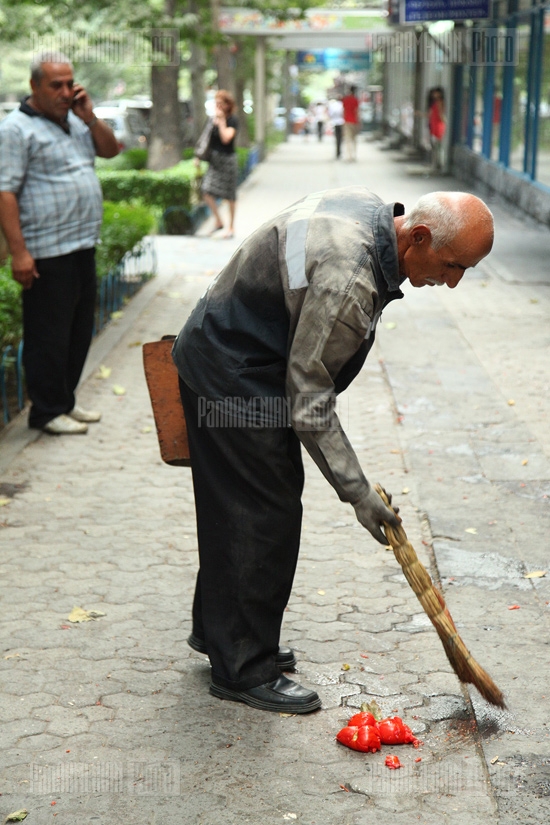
[0,52,119,434]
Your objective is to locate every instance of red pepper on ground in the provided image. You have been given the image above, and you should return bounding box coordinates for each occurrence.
[347,711,377,728]
[377,716,421,748]
[385,754,402,770]
[336,725,381,753]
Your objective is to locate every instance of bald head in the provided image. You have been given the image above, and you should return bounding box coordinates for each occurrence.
[403,191,494,256]
[396,191,494,289]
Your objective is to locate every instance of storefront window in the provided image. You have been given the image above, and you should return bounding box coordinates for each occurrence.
[510,23,531,172]
[460,65,473,145]
[491,62,505,161]
[472,60,485,153]
[536,9,550,187]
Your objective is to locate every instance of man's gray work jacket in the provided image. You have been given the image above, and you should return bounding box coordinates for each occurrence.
[172,186,405,509]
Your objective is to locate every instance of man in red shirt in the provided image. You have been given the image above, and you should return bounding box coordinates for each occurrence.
[342,85,360,162]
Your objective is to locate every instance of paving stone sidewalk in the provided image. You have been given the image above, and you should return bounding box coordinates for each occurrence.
[1,137,549,824]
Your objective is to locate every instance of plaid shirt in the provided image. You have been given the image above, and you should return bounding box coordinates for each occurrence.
[0,99,103,259]
[173,186,405,509]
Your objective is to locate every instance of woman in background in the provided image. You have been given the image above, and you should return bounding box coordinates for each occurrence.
[200,90,239,238]
[427,87,446,172]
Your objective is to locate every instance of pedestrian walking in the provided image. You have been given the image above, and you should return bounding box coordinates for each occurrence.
[427,87,446,172]
[342,85,360,161]
[0,52,118,434]
[171,187,494,715]
[328,96,344,159]
[197,90,239,239]
[313,101,327,142]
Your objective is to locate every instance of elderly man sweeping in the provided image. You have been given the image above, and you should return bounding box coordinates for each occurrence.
[172,187,494,714]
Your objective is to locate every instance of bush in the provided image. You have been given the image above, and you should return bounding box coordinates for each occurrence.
[96,201,156,279]
[0,201,155,351]
[97,160,196,211]
[96,148,148,172]
[0,265,22,350]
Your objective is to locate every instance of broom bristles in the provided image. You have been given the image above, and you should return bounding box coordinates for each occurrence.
[376,485,506,708]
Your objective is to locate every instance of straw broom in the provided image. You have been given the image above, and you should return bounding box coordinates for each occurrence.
[375,484,506,708]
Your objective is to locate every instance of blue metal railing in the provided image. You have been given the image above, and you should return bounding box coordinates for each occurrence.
[0,341,24,425]
[0,237,157,426]
[95,237,157,334]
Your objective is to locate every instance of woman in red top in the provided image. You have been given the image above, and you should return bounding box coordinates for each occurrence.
[428,87,446,172]
[342,85,360,162]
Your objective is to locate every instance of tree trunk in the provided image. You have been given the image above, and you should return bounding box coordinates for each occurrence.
[216,44,235,95]
[235,76,250,148]
[147,1,182,171]
[148,62,183,170]
[210,0,234,95]
[190,39,207,141]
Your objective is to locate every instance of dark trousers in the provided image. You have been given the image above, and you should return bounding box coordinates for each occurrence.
[22,248,96,429]
[334,124,343,158]
[179,379,305,691]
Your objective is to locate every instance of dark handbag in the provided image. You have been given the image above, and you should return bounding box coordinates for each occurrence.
[195,118,214,162]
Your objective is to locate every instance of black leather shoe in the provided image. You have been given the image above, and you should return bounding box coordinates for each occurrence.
[187,633,297,671]
[210,675,321,714]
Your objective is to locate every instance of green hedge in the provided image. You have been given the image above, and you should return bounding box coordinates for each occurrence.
[97,160,196,211]
[95,201,155,279]
[0,265,22,350]
[0,200,155,349]
[96,148,148,172]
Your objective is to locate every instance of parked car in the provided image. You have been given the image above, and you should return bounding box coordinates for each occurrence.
[93,106,149,151]
[273,107,287,131]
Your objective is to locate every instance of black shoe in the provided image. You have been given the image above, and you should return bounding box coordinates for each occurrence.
[187,633,297,671]
[210,674,321,714]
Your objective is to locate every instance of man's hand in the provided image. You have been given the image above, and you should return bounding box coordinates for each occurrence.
[353,485,400,544]
[71,83,94,124]
[12,249,39,290]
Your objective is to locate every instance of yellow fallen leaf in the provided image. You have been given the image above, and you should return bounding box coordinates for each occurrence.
[317,589,325,595]
[530,298,538,304]
[110,311,124,320]
[385,322,397,330]
[4,811,29,823]
[390,449,400,454]
[341,663,350,671]
[68,607,106,623]
[0,497,11,507]
[361,699,383,720]
[141,426,153,433]
[3,652,20,659]
[507,399,515,406]
[112,385,126,396]
[402,487,410,494]
[128,341,142,348]
[490,755,499,764]
[465,528,477,534]
[524,570,547,579]
[97,365,111,379]
[522,459,528,466]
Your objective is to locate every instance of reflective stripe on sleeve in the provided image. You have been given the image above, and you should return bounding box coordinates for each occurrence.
[285,193,323,290]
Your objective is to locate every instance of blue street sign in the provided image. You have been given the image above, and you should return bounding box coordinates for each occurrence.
[401,0,490,23]
[296,49,372,71]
